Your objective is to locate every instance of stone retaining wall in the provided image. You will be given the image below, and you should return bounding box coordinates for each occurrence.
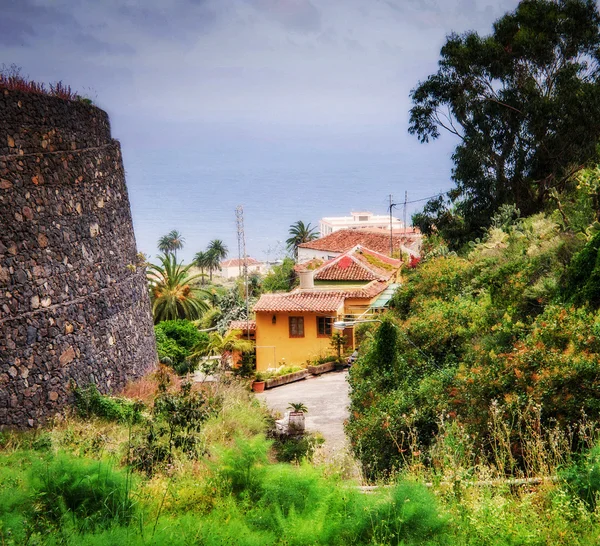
[0,87,156,428]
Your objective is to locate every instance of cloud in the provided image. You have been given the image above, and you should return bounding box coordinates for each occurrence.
[245,0,321,32]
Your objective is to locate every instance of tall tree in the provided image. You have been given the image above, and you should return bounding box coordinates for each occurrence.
[147,253,209,323]
[206,239,228,281]
[409,0,600,247]
[286,221,319,260]
[157,230,185,259]
[193,250,210,286]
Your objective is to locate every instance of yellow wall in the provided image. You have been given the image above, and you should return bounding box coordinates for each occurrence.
[255,311,340,370]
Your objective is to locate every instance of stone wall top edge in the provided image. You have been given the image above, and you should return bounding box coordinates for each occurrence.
[0,87,112,156]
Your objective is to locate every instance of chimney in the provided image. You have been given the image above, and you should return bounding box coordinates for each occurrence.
[298,270,315,290]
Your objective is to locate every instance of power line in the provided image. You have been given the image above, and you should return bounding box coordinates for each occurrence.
[405,191,448,205]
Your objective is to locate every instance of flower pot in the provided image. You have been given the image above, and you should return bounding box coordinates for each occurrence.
[252,380,265,393]
[288,412,305,434]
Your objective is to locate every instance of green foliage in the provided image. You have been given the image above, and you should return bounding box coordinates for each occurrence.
[147,253,210,323]
[562,230,600,308]
[30,453,136,533]
[561,444,600,510]
[157,229,185,257]
[349,210,600,477]
[286,220,319,260]
[215,435,271,498]
[73,384,144,424]
[233,351,257,378]
[262,258,298,293]
[131,381,216,476]
[410,0,600,246]
[271,434,324,463]
[155,319,207,374]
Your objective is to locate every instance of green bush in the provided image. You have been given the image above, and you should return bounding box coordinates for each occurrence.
[271,433,324,463]
[30,452,137,533]
[154,319,208,374]
[73,384,144,424]
[561,444,600,510]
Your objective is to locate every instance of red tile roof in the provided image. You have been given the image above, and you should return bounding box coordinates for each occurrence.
[229,320,256,332]
[336,280,389,299]
[221,257,261,268]
[298,229,420,255]
[313,246,401,282]
[254,292,345,313]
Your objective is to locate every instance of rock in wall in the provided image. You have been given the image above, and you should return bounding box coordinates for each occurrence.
[0,87,157,428]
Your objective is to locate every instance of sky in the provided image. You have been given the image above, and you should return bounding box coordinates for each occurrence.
[3,0,521,262]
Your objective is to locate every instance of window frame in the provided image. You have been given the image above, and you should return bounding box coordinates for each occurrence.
[316,316,333,337]
[288,316,305,338]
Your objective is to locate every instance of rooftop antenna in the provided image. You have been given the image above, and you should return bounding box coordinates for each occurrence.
[235,205,250,339]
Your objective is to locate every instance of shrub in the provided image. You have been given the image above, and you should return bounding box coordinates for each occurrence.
[73,384,144,424]
[271,433,324,463]
[155,319,208,374]
[30,452,136,533]
[561,444,600,510]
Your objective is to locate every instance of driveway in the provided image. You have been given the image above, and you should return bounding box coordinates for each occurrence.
[255,370,350,450]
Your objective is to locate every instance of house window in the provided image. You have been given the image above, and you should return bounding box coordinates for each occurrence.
[289,316,304,338]
[358,215,369,221]
[317,316,333,337]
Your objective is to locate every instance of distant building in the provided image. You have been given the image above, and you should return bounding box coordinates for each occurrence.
[319,211,403,236]
[297,228,421,262]
[220,257,269,279]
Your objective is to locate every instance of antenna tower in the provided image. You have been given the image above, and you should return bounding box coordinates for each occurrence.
[235,205,250,337]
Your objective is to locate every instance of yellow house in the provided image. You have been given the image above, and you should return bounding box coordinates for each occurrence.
[253,246,402,371]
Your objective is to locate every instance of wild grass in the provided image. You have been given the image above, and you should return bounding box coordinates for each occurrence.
[3,373,600,544]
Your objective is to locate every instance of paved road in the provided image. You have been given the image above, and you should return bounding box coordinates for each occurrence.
[255,370,350,450]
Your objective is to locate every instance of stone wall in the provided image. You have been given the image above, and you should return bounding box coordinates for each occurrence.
[0,87,157,428]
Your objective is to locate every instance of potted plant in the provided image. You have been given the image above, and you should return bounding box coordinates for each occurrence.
[252,372,266,393]
[287,402,307,434]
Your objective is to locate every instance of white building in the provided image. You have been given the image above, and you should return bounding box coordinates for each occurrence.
[319,211,403,236]
[219,258,270,279]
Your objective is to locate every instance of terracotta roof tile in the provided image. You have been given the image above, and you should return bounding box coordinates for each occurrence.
[229,320,256,332]
[254,292,345,313]
[298,229,421,255]
[313,246,401,281]
[221,258,261,268]
[336,280,389,299]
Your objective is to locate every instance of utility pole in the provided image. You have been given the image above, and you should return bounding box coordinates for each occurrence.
[403,191,408,236]
[388,194,397,257]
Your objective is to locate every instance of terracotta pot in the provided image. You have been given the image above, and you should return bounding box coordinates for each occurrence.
[252,380,265,393]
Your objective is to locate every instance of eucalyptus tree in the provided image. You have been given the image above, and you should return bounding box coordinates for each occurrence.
[286,221,319,260]
[409,0,600,247]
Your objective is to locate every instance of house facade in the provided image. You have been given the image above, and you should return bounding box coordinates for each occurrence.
[252,245,402,370]
[319,211,404,236]
[220,257,269,279]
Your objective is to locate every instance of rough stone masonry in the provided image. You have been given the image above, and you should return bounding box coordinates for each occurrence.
[0,87,156,428]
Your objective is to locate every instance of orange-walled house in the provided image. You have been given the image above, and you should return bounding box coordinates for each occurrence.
[252,246,402,371]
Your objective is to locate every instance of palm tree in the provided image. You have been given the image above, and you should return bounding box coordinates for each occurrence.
[191,329,254,367]
[206,249,221,282]
[157,230,185,260]
[286,221,319,260]
[147,253,209,323]
[193,250,210,285]
[207,239,228,260]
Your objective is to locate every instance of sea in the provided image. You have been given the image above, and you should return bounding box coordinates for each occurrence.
[118,122,456,264]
